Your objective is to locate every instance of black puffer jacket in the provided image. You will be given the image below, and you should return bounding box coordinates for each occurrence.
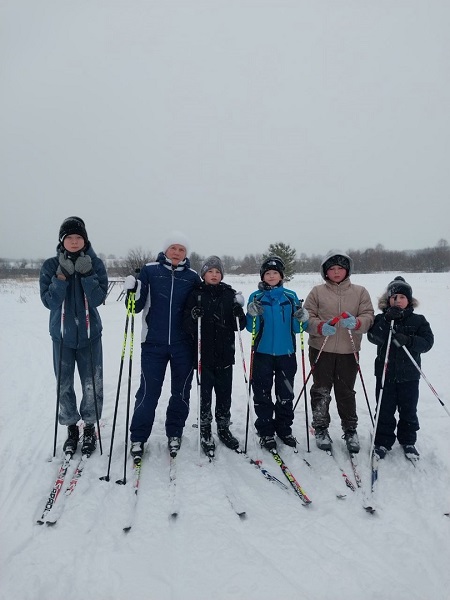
[367,295,434,383]
[183,282,246,368]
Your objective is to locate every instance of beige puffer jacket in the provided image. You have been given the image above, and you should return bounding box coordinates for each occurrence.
[304,277,374,354]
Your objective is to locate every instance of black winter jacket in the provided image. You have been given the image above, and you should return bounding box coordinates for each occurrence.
[183,282,246,368]
[367,304,434,383]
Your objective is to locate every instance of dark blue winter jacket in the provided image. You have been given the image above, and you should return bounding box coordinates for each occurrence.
[246,285,302,356]
[40,244,108,349]
[368,305,434,383]
[133,252,201,345]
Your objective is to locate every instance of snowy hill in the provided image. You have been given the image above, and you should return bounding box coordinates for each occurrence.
[0,273,449,600]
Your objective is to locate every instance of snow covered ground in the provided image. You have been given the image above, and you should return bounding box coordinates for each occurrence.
[1,272,449,600]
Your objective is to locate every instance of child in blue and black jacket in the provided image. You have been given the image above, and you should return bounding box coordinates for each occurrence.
[246,256,308,451]
[368,276,434,461]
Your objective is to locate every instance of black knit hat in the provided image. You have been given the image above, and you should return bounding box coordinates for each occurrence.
[323,254,351,274]
[387,276,413,303]
[260,256,285,279]
[201,255,224,279]
[59,216,88,245]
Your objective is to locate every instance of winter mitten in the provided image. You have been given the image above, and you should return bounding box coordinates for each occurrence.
[293,307,309,323]
[318,320,337,336]
[384,306,404,321]
[74,253,93,276]
[247,300,264,317]
[58,251,75,278]
[234,291,245,307]
[191,306,205,320]
[341,313,359,330]
[392,333,412,348]
[232,303,244,318]
[124,275,138,292]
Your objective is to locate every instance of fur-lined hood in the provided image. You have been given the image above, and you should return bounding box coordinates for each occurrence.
[377,292,419,311]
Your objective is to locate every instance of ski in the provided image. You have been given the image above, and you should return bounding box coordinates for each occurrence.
[122,457,142,532]
[235,450,288,491]
[269,449,312,505]
[37,453,73,524]
[326,449,356,494]
[45,454,89,525]
[169,454,179,518]
[347,452,376,514]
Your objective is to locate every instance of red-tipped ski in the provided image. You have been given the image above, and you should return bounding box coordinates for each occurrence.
[37,453,73,524]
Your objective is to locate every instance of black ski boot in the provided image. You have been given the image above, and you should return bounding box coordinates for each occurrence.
[217,426,239,450]
[168,436,181,457]
[63,424,79,455]
[259,435,277,451]
[278,433,297,448]
[81,423,97,456]
[201,434,216,458]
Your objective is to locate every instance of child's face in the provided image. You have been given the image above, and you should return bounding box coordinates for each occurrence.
[263,270,282,286]
[326,265,347,283]
[166,244,187,266]
[389,294,409,309]
[203,268,222,285]
[63,235,85,254]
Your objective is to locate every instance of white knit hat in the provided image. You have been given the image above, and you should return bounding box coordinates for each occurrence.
[162,231,190,255]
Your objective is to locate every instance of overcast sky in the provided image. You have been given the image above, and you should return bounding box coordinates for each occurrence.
[1,1,449,261]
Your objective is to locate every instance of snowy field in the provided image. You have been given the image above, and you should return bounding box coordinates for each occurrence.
[0,272,449,600]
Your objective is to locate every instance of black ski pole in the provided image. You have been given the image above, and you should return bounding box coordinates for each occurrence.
[84,293,103,455]
[100,296,131,481]
[53,300,65,458]
[117,291,135,485]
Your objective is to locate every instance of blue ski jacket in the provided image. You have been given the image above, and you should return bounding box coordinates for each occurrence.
[40,244,108,349]
[133,252,201,344]
[246,285,302,356]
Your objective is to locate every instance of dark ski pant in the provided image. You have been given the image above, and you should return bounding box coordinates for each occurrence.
[374,379,420,449]
[251,352,297,438]
[130,340,195,442]
[309,348,358,432]
[200,364,233,432]
[52,337,103,426]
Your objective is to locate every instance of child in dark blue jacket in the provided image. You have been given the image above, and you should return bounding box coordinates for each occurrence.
[368,276,434,461]
[246,256,308,451]
[40,217,108,456]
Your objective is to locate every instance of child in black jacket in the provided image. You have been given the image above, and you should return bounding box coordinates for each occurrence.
[183,256,246,456]
[368,276,434,460]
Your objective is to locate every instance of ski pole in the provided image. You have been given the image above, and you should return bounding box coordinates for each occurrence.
[100,294,131,481]
[341,312,374,427]
[369,320,394,459]
[399,345,450,418]
[244,316,257,454]
[298,299,310,452]
[196,294,202,459]
[84,293,103,455]
[117,291,135,485]
[53,300,65,457]
[293,315,341,411]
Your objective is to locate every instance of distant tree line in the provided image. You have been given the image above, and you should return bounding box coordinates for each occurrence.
[1,239,449,280]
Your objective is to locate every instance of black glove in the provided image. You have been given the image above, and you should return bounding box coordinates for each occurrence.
[392,333,412,348]
[74,253,93,276]
[191,306,204,320]
[232,303,244,318]
[57,251,75,278]
[385,306,404,321]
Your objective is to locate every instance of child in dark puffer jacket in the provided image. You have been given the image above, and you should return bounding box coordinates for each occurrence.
[368,276,434,461]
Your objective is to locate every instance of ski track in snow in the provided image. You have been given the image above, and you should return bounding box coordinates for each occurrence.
[0,274,449,600]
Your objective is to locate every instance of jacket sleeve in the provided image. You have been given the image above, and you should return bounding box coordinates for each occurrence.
[354,287,375,333]
[40,258,68,310]
[182,290,199,337]
[367,314,391,346]
[303,288,321,335]
[246,291,261,334]
[408,316,434,355]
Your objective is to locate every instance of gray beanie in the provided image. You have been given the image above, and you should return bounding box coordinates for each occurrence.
[200,256,224,279]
